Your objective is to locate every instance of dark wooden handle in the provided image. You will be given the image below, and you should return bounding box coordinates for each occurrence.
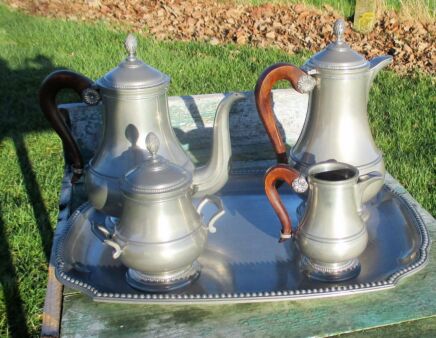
[255,63,312,164]
[264,164,300,242]
[39,70,95,183]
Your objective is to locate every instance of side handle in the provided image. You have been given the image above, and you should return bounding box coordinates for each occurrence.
[254,63,316,164]
[264,164,306,242]
[196,195,225,233]
[90,221,122,260]
[39,70,101,183]
[356,171,384,210]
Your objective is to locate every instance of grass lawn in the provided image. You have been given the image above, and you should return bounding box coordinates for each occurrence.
[0,3,434,337]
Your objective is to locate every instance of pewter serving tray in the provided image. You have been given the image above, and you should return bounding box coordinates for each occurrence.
[54,172,430,304]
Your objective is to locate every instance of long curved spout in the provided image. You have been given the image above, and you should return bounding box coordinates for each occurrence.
[192,92,245,197]
[367,55,393,93]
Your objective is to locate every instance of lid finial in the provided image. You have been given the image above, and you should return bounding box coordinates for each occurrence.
[146,132,160,158]
[124,33,137,61]
[333,19,345,43]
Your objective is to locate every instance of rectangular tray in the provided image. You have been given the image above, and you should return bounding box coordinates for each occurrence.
[54,172,430,304]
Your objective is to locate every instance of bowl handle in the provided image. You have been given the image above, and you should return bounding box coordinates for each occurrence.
[90,221,123,260]
[196,195,225,233]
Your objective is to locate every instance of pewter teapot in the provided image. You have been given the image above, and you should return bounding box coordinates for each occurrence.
[255,19,392,202]
[93,133,225,291]
[265,161,383,281]
[40,34,244,217]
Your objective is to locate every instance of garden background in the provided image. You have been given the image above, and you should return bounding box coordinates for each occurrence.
[0,0,434,336]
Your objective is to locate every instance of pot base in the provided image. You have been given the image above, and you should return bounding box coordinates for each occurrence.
[301,256,361,282]
[126,262,201,292]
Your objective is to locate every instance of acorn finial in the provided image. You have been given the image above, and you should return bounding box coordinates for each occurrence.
[124,33,137,60]
[333,19,345,43]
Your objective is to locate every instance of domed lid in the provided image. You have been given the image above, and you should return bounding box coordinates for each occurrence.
[122,133,192,197]
[303,19,369,72]
[96,34,170,90]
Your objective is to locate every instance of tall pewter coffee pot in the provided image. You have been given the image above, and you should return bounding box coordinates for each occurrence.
[255,19,392,202]
[265,161,383,281]
[40,34,244,217]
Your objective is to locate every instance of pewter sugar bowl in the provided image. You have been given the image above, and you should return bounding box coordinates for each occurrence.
[256,19,392,203]
[40,34,244,218]
[93,133,225,291]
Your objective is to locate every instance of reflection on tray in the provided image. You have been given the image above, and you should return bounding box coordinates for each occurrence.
[54,175,430,303]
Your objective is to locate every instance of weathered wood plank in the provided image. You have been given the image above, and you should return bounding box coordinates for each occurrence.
[353,0,377,33]
[59,175,436,337]
[57,91,435,337]
[342,316,436,337]
[41,170,73,337]
[60,260,435,337]
[61,89,308,165]
[41,264,63,338]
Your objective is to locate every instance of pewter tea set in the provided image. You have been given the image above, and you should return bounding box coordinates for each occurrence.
[41,19,430,303]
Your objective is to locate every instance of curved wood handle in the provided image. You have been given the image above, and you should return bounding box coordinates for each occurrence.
[39,70,96,183]
[264,164,301,242]
[255,63,315,164]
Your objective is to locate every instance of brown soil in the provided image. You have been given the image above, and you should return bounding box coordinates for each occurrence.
[6,0,435,75]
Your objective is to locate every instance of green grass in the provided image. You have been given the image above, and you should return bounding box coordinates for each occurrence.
[0,3,434,337]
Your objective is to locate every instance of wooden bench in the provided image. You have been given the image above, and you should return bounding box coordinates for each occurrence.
[42,89,436,337]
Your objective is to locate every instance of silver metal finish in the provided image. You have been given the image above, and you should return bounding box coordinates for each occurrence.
[288,19,393,202]
[81,87,101,106]
[92,133,225,291]
[296,75,317,93]
[55,173,430,303]
[302,19,369,71]
[83,34,245,216]
[120,133,192,197]
[292,162,383,281]
[97,34,169,91]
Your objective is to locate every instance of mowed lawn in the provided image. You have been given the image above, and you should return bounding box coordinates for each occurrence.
[0,3,434,337]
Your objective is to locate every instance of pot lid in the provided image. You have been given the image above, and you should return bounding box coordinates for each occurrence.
[122,133,192,196]
[96,34,170,90]
[303,19,369,71]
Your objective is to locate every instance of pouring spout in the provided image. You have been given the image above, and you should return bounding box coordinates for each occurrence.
[368,55,393,90]
[192,92,245,197]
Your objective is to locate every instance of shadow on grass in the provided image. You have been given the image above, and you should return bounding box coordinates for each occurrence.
[0,209,29,338]
[0,55,69,337]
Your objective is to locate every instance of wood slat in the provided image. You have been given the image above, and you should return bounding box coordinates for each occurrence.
[53,91,436,336]
[58,179,436,337]
[41,264,63,338]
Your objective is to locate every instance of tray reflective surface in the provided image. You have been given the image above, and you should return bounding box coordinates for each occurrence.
[55,174,430,303]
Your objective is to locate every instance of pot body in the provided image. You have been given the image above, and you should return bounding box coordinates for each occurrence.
[86,87,193,217]
[295,162,369,266]
[291,69,384,202]
[113,192,207,274]
[264,161,383,281]
[40,34,242,221]
[255,20,391,204]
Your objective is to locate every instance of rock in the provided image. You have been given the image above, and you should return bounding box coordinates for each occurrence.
[266,31,275,40]
[209,37,219,45]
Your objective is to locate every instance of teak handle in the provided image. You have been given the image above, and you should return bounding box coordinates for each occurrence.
[264,164,301,242]
[255,63,315,164]
[39,70,97,183]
